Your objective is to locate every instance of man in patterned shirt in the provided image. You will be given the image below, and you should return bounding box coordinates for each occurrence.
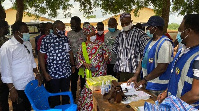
[68,16,86,101]
[0,20,9,111]
[105,18,120,77]
[112,13,149,82]
[39,20,75,107]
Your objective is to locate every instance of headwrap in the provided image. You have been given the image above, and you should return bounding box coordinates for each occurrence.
[82,24,96,35]
[120,12,131,20]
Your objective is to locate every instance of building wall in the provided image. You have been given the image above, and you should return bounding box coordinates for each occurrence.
[5,8,54,25]
[102,7,155,30]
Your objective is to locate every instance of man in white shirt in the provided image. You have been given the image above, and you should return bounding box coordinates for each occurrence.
[0,21,42,111]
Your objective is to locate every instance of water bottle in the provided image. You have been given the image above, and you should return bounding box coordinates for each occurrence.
[101,81,105,95]
[105,81,109,93]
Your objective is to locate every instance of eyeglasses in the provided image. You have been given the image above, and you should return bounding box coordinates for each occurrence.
[23,45,30,54]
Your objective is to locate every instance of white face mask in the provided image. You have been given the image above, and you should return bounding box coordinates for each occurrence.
[97,31,104,35]
[90,35,96,42]
[122,23,132,31]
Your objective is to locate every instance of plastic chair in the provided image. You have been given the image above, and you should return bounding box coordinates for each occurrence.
[24,80,77,111]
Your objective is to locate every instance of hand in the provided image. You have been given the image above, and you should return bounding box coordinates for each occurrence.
[157,91,167,103]
[83,63,92,69]
[134,79,146,90]
[104,54,109,61]
[35,74,42,86]
[44,72,52,81]
[72,66,76,73]
[127,76,137,85]
[10,88,18,103]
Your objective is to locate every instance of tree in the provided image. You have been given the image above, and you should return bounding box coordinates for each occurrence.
[168,23,179,30]
[75,0,199,33]
[8,0,73,21]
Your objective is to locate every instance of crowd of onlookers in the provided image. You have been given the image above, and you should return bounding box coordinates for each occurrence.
[0,13,199,111]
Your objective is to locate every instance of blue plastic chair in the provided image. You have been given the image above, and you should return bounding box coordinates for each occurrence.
[24,80,77,111]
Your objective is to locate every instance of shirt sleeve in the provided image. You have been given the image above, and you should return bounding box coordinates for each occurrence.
[157,41,173,63]
[76,45,85,68]
[193,56,199,80]
[138,30,149,61]
[67,37,71,52]
[0,46,13,83]
[40,37,47,53]
[111,34,120,55]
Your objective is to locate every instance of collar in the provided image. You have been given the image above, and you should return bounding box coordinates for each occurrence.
[10,36,21,45]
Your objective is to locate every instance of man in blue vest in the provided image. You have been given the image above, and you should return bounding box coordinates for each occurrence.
[157,14,199,109]
[127,16,173,96]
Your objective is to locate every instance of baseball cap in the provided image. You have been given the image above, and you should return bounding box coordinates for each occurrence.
[142,16,165,27]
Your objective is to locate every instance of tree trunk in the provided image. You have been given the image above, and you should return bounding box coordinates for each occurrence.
[0,3,6,20]
[161,0,170,33]
[16,0,24,22]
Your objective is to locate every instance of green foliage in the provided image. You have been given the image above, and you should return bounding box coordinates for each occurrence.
[75,0,199,17]
[172,0,199,15]
[168,23,179,30]
[12,0,73,18]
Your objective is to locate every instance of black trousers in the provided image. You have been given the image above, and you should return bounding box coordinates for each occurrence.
[12,90,31,111]
[107,64,117,77]
[0,83,9,111]
[71,68,79,101]
[49,77,70,108]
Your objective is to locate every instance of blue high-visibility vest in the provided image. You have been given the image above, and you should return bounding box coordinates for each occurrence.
[142,35,173,91]
[167,45,199,109]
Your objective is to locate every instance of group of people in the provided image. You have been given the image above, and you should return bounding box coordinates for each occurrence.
[0,12,199,111]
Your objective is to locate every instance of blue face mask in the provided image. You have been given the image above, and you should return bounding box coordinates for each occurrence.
[108,28,116,32]
[146,30,153,38]
[49,29,53,34]
[18,32,30,41]
[176,31,183,43]
[22,33,30,41]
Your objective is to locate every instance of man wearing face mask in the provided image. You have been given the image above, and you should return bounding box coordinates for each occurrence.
[68,16,86,101]
[39,20,75,108]
[96,22,105,42]
[37,22,53,91]
[0,20,9,111]
[105,18,121,77]
[157,14,199,109]
[112,13,149,82]
[127,16,173,96]
[0,21,42,111]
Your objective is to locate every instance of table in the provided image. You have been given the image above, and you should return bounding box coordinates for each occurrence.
[93,88,157,111]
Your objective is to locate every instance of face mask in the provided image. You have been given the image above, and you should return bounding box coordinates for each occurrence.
[176,29,188,44]
[90,35,96,42]
[97,31,104,35]
[176,31,183,43]
[56,28,65,37]
[146,30,153,38]
[18,32,30,41]
[22,33,30,41]
[122,23,132,31]
[49,29,53,34]
[108,28,116,32]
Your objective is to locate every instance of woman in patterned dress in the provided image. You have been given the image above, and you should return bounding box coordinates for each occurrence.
[77,24,110,111]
